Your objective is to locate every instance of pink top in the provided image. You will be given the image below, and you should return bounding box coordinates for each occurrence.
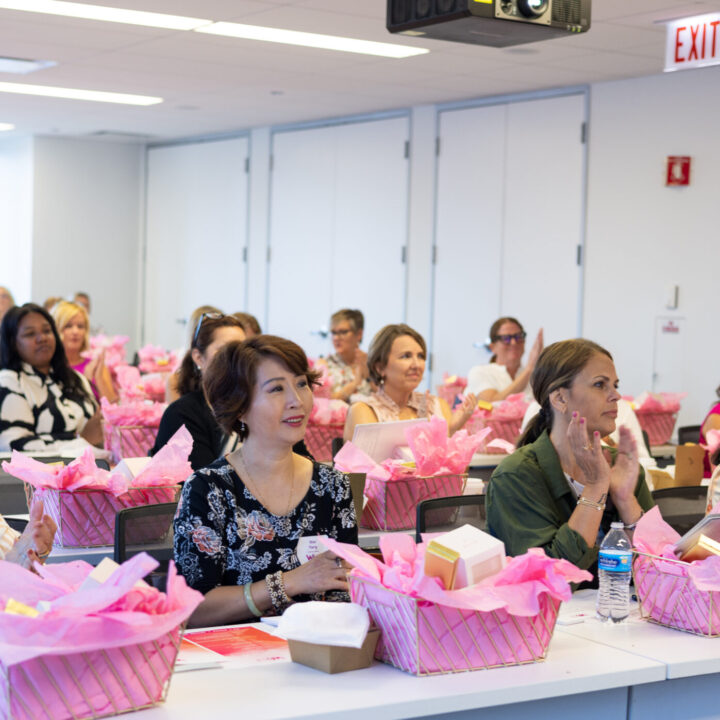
[700,402,720,477]
[71,357,100,401]
[363,387,445,423]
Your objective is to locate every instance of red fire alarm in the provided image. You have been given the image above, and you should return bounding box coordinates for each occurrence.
[666,156,691,186]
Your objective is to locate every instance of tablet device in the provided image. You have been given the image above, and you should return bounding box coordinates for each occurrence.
[674,513,720,558]
[351,418,427,463]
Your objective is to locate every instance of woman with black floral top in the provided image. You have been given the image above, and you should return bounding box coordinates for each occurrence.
[174,335,357,628]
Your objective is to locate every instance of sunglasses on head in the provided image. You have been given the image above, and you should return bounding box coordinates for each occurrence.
[493,332,526,345]
[193,312,223,346]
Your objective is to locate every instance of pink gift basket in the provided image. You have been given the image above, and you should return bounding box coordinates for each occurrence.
[24,484,179,548]
[304,398,348,463]
[630,392,685,446]
[4,428,193,548]
[101,398,166,464]
[361,472,466,531]
[323,538,590,677]
[0,556,203,720]
[632,505,720,637]
[435,373,467,406]
[334,416,489,531]
[466,395,528,454]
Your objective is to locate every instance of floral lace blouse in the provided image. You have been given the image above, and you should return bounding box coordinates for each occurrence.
[173,458,358,596]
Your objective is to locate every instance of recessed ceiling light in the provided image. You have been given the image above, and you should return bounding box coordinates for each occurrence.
[0,57,57,74]
[0,81,162,105]
[196,22,428,58]
[0,0,210,30]
[0,122,15,131]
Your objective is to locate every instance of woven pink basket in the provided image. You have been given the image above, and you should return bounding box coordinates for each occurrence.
[360,473,466,531]
[633,552,720,637]
[634,410,677,446]
[436,382,466,406]
[104,425,160,465]
[350,576,560,675]
[466,415,522,454]
[304,421,344,463]
[24,484,179,548]
[0,625,183,720]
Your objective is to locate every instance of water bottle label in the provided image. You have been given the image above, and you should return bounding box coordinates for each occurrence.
[598,550,632,572]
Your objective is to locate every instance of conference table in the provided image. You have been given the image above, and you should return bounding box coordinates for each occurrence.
[134,589,720,720]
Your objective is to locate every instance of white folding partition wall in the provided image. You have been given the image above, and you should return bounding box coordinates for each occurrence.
[266,117,409,361]
[144,137,249,350]
[431,92,586,385]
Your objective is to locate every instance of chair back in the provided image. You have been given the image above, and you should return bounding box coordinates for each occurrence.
[651,485,707,536]
[114,502,178,590]
[416,494,486,543]
[677,425,701,445]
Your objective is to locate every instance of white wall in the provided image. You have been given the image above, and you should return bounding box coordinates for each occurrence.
[0,137,33,304]
[584,66,720,428]
[31,137,143,350]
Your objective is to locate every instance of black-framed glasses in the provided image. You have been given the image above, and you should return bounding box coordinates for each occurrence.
[193,312,223,346]
[330,328,353,337]
[493,332,526,345]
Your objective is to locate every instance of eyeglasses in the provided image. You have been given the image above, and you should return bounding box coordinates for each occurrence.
[330,328,353,337]
[493,332,526,345]
[193,312,223,345]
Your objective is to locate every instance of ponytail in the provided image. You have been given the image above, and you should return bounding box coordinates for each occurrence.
[518,403,552,447]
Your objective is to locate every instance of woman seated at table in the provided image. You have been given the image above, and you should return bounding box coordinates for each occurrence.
[486,339,654,572]
[320,308,371,402]
[174,335,357,627]
[467,317,543,402]
[51,300,118,403]
[166,304,222,403]
[0,500,56,567]
[700,385,720,478]
[151,313,246,471]
[343,323,477,442]
[0,303,102,452]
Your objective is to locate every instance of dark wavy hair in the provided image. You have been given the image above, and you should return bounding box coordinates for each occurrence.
[176,314,246,396]
[0,303,94,404]
[518,338,612,447]
[203,335,320,441]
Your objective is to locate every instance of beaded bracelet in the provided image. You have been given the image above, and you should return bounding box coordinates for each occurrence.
[243,582,263,618]
[577,496,606,512]
[265,571,293,614]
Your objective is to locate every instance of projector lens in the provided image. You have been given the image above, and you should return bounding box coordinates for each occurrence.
[517,0,549,18]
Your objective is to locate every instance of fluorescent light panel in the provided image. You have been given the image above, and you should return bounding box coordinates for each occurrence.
[196,22,428,58]
[0,82,162,105]
[0,57,57,74]
[0,0,428,58]
[0,123,15,131]
[0,0,209,30]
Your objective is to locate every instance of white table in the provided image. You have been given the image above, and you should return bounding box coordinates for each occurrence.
[137,630,663,720]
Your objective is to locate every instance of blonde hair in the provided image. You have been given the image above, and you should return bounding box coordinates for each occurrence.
[51,301,90,353]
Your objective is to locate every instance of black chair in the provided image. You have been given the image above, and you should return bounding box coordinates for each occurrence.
[677,425,702,445]
[651,486,707,536]
[416,495,486,543]
[114,503,177,590]
[331,436,344,462]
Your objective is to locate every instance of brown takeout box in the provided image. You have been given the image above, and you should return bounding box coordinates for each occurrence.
[674,444,706,486]
[287,627,379,674]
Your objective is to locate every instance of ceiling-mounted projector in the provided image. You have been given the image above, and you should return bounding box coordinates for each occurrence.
[387,0,591,47]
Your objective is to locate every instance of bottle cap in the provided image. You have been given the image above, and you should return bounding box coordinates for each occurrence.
[610,521,624,529]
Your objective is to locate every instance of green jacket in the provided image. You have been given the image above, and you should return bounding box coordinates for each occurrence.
[485,430,654,570]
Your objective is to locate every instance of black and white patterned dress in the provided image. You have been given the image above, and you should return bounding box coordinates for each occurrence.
[0,363,96,452]
[174,458,358,597]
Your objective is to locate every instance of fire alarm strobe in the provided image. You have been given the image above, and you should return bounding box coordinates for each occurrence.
[387,0,591,48]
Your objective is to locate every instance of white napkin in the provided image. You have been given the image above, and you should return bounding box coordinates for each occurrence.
[275,602,370,648]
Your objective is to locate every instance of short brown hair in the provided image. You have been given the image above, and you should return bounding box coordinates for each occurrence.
[330,309,364,334]
[488,316,525,363]
[203,335,321,441]
[367,323,426,386]
[232,312,262,337]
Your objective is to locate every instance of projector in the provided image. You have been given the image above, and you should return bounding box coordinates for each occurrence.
[387,0,591,47]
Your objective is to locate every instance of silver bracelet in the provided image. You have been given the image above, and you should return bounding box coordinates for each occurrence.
[265,571,293,615]
[624,511,644,531]
[577,496,606,512]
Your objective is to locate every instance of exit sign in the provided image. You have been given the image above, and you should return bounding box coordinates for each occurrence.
[666,13,720,71]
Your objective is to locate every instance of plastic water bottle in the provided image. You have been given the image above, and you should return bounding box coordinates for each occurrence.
[596,521,632,623]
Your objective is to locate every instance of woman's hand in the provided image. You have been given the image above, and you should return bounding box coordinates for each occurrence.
[24,499,56,565]
[283,551,350,597]
[608,425,639,503]
[93,351,118,403]
[449,393,477,434]
[527,328,544,370]
[566,412,610,488]
[80,409,104,447]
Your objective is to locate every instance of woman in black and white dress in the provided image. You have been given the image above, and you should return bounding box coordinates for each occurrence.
[0,303,101,452]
